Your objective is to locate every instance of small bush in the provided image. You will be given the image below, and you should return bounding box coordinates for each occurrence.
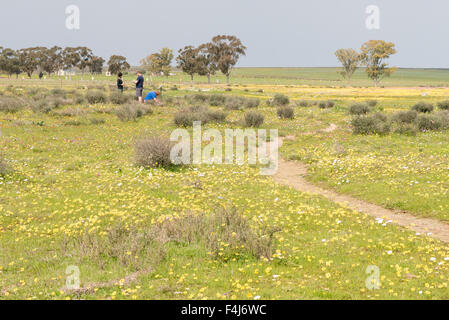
[394,123,417,136]
[391,110,418,124]
[116,104,153,122]
[244,111,265,127]
[191,93,209,103]
[244,98,260,109]
[411,102,434,113]
[134,136,173,168]
[224,96,245,110]
[437,100,449,110]
[351,113,390,135]
[272,94,289,106]
[174,106,210,127]
[53,107,87,117]
[109,92,132,105]
[348,103,370,115]
[296,100,312,107]
[318,100,335,109]
[366,99,378,107]
[277,106,294,119]
[206,110,227,123]
[86,90,108,104]
[0,97,24,113]
[209,94,226,106]
[415,112,449,131]
[51,88,67,98]
[0,154,11,176]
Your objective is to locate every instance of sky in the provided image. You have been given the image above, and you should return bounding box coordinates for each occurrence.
[0,0,448,68]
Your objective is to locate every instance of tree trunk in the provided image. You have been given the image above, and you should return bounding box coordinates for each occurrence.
[226,74,230,84]
[374,78,377,87]
[207,74,211,84]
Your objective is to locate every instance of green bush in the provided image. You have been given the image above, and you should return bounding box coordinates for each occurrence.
[224,96,245,110]
[415,112,449,131]
[244,111,265,127]
[411,102,434,113]
[296,100,312,107]
[206,110,227,123]
[348,103,370,115]
[134,136,173,168]
[437,100,449,110]
[86,90,108,104]
[174,106,210,127]
[351,113,390,135]
[272,94,289,106]
[277,106,294,119]
[391,110,418,124]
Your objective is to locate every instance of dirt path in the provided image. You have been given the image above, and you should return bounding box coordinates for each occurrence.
[270,125,449,243]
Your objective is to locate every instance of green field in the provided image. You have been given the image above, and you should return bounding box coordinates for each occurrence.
[1,68,449,300]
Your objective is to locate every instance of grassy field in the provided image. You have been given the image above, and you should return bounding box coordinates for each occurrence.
[1,70,449,300]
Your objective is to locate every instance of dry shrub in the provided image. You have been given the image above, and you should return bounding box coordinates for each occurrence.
[116,104,153,121]
[437,100,449,110]
[411,102,434,113]
[391,110,418,124]
[134,136,173,168]
[109,91,132,105]
[53,107,87,117]
[318,100,335,109]
[277,106,294,119]
[86,90,108,104]
[415,111,449,131]
[244,111,265,127]
[348,103,370,115]
[173,106,214,127]
[153,208,280,261]
[272,94,289,106]
[351,113,390,135]
[0,154,11,176]
[0,96,25,113]
[209,94,226,106]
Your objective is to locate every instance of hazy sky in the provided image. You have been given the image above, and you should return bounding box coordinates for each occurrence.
[1,0,448,68]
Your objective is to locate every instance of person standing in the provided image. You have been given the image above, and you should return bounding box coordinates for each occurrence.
[134,71,144,103]
[117,72,124,93]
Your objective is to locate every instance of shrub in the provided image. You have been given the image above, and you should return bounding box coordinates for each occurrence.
[209,94,226,106]
[53,107,87,117]
[244,98,260,109]
[86,90,108,104]
[174,106,210,127]
[411,102,434,113]
[277,106,294,119]
[206,110,227,123]
[51,88,67,97]
[394,124,417,136]
[272,94,289,106]
[366,99,378,107]
[109,91,132,105]
[244,111,265,127]
[318,100,335,109]
[73,94,86,105]
[415,112,449,131]
[115,104,153,121]
[191,93,209,103]
[0,154,11,176]
[351,113,390,135]
[224,96,245,110]
[348,103,370,115]
[134,136,173,168]
[296,100,312,107]
[437,100,449,110]
[0,97,24,113]
[391,110,418,124]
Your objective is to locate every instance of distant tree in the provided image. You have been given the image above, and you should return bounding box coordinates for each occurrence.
[77,47,94,74]
[207,35,246,83]
[360,40,397,87]
[40,46,64,77]
[18,47,45,78]
[90,56,105,74]
[107,55,130,75]
[0,48,21,78]
[176,45,201,81]
[197,43,218,83]
[141,47,174,79]
[63,47,82,72]
[335,48,360,86]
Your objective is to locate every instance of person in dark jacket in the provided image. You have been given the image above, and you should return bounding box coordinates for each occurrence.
[117,72,124,92]
[134,71,144,103]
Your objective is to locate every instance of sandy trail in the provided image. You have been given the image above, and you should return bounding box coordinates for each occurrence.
[268,125,449,243]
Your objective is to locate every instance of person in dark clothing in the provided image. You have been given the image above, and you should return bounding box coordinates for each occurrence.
[117,72,124,92]
[134,71,144,103]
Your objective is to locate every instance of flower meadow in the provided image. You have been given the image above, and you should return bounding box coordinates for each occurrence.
[1,83,449,300]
